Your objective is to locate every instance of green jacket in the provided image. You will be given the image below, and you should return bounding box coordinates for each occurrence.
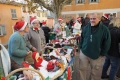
[80,22,111,59]
[8,32,28,65]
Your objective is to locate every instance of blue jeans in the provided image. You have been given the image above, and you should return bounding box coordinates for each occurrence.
[101,55,120,80]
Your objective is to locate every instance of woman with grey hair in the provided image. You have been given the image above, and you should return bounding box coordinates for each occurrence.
[24,17,46,55]
[101,18,120,80]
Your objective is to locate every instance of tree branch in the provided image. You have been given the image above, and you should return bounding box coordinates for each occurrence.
[34,0,54,12]
[60,0,73,6]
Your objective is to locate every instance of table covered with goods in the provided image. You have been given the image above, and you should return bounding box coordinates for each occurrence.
[0,32,80,80]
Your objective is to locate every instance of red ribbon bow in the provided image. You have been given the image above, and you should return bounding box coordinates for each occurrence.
[34,28,38,30]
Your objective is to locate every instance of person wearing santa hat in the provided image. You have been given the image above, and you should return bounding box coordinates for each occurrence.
[41,21,51,43]
[8,21,33,80]
[73,16,82,34]
[8,20,30,65]
[101,14,110,27]
[24,17,46,55]
[53,18,64,39]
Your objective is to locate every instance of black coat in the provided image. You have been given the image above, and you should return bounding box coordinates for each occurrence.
[108,24,120,57]
[102,19,110,27]
[81,17,90,29]
[41,26,50,37]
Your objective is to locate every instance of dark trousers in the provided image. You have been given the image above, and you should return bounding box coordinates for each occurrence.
[116,67,120,77]
[101,55,120,80]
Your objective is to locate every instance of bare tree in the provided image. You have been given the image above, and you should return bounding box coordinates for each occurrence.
[26,0,73,23]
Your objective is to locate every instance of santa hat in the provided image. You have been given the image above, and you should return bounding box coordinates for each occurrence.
[14,21,27,31]
[77,16,81,20]
[103,14,109,19]
[58,18,63,21]
[30,17,39,25]
[42,21,46,25]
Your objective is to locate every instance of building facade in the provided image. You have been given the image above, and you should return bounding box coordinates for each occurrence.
[22,6,48,24]
[62,0,120,22]
[0,2,23,44]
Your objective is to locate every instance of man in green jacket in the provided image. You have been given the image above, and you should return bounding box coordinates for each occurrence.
[79,13,111,80]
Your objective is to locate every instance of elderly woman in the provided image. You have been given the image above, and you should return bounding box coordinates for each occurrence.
[54,18,64,39]
[101,18,120,80]
[24,17,46,55]
[8,21,33,80]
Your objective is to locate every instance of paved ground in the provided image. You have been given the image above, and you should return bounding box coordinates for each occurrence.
[72,52,120,80]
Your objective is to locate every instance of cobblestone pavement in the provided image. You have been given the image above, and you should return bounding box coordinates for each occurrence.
[72,52,120,80]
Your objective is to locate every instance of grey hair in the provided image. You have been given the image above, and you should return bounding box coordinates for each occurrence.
[90,12,101,19]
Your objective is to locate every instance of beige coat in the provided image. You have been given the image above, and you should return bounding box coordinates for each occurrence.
[24,28,46,53]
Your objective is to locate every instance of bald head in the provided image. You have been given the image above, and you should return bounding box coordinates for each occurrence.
[90,13,100,26]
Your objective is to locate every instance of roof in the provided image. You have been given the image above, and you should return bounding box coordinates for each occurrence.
[0,1,22,6]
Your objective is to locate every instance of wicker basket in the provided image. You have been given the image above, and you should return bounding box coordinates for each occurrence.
[44,46,62,60]
[25,51,34,64]
[43,46,68,80]
[6,68,45,80]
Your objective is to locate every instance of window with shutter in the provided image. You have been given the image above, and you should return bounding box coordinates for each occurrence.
[75,0,85,4]
[89,0,100,3]
[0,24,6,36]
[11,9,17,19]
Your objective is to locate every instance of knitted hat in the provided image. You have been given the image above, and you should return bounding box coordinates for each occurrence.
[58,18,63,21]
[14,21,27,31]
[30,17,39,25]
[77,16,81,20]
[103,14,109,19]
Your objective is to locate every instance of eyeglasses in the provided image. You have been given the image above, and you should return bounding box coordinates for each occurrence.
[90,18,96,20]
[33,22,40,24]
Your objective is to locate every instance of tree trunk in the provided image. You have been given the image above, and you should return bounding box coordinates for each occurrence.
[54,12,58,24]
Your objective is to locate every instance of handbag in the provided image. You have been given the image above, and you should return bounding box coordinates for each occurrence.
[24,51,34,64]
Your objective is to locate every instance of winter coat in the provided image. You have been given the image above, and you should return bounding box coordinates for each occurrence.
[82,17,90,29]
[80,22,111,59]
[8,32,28,65]
[24,28,46,53]
[41,25,50,37]
[41,25,51,43]
[54,23,62,35]
[108,24,120,57]
[102,19,110,27]
[73,21,82,34]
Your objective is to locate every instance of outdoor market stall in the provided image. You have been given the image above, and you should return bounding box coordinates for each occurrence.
[0,44,75,80]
